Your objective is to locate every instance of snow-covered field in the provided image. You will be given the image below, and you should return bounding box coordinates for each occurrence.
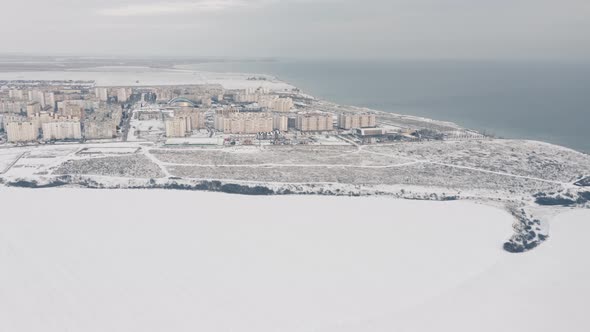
[333,208,590,332]
[0,149,23,174]
[0,188,588,332]
[0,68,294,90]
[1,139,588,209]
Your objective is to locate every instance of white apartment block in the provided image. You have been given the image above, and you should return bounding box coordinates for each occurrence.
[222,113,273,134]
[2,114,27,130]
[234,87,272,104]
[26,102,42,117]
[338,113,377,130]
[42,121,82,141]
[0,101,26,113]
[273,114,288,132]
[57,100,98,118]
[234,93,259,103]
[270,98,294,112]
[165,116,192,137]
[256,95,277,109]
[44,92,55,110]
[214,107,239,131]
[28,90,46,107]
[296,112,334,132]
[95,88,109,102]
[6,121,37,142]
[176,110,206,130]
[30,112,55,133]
[116,88,129,103]
[8,89,24,100]
[214,116,224,131]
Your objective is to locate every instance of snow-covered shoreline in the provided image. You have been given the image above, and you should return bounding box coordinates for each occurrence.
[0,65,589,331]
[0,66,588,256]
[1,136,588,254]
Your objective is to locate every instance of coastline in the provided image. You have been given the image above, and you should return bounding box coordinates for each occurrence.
[1,65,590,331]
[0,66,589,255]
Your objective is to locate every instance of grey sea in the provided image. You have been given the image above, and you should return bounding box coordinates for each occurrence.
[183,60,590,153]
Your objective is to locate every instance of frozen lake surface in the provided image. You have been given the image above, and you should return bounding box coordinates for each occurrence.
[0,188,588,331]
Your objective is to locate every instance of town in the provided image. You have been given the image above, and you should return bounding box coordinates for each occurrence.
[0,79,481,147]
[0,77,588,255]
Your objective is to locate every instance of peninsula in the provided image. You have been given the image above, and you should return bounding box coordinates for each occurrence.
[0,65,588,254]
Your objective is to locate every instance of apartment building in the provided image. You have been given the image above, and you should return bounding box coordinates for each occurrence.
[296,112,334,132]
[6,121,37,142]
[270,98,294,112]
[337,113,377,130]
[222,113,273,134]
[165,116,192,137]
[42,120,82,141]
[273,114,289,132]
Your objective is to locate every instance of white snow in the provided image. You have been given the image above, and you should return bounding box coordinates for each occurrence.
[1,188,587,331]
[331,208,590,332]
[165,137,224,146]
[128,118,165,142]
[0,149,24,174]
[0,68,294,91]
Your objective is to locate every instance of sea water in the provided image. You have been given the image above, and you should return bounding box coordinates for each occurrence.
[182,59,590,153]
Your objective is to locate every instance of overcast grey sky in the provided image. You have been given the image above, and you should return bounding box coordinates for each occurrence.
[2,0,589,60]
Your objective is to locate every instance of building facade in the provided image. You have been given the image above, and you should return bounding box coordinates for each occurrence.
[222,113,273,134]
[338,113,377,130]
[116,88,129,103]
[271,98,294,112]
[6,121,37,142]
[26,102,42,117]
[273,114,289,132]
[165,116,192,137]
[28,90,46,107]
[214,107,239,131]
[42,121,82,141]
[0,101,26,114]
[8,89,24,100]
[296,112,334,132]
[176,109,206,130]
[2,114,26,131]
[95,88,109,102]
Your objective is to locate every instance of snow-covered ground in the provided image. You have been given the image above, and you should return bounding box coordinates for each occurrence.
[331,208,590,332]
[1,139,588,208]
[128,118,165,142]
[0,188,588,332]
[0,68,294,91]
[0,149,24,174]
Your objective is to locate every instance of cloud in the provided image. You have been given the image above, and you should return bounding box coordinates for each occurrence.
[97,0,251,16]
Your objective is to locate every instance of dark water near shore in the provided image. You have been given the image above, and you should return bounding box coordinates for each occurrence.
[183,60,590,153]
